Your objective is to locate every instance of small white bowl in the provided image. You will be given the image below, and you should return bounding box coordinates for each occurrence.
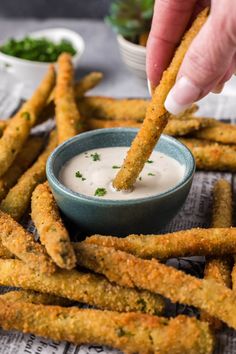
[0,28,85,97]
[117,34,146,81]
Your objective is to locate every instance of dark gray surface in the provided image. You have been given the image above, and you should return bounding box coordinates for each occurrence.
[0,18,149,98]
[0,0,111,19]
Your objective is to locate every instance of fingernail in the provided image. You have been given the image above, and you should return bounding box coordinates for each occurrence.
[212,83,224,94]
[147,79,155,96]
[164,76,202,115]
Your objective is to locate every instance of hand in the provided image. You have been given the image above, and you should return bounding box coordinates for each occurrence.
[146,0,236,114]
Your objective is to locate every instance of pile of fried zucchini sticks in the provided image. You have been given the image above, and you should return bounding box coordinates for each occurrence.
[0,8,235,354]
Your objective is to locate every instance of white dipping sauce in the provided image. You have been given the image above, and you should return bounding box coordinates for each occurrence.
[59,147,185,200]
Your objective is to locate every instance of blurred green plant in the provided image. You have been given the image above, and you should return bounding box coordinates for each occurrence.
[106,0,154,44]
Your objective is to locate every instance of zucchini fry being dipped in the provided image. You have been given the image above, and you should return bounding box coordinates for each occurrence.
[112,9,208,191]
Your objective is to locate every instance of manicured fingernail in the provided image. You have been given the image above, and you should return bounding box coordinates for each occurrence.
[147,79,155,96]
[164,76,201,115]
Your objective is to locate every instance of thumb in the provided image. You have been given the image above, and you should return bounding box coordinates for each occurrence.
[165,10,236,115]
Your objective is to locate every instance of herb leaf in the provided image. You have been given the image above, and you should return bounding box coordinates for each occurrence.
[146,160,153,164]
[91,153,101,161]
[75,171,86,181]
[148,173,155,176]
[94,188,107,197]
[112,165,121,169]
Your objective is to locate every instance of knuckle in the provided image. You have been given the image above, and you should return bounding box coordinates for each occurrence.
[187,48,218,78]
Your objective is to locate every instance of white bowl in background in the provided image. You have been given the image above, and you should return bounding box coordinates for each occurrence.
[117,34,146,81]
[0,28,85,97]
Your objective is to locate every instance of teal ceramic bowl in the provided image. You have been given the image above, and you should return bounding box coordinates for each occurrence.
[46,128,195,236]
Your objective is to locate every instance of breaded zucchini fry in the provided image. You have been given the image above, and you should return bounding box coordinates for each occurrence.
[75,243,236,329]
[164,118,215,136]
[0,120,7,137]
[87,117,214,136]
[31,182,76,269]
[40,72,103,121]
[79,96,149,122]
[201,179,233,330]
[212,179,233,228]
[0,211,56,273]
[85,227,236,259]
[0,302,214,354]
[194,122,236,144]
[0,290,73,306]
[113,9,208,190]
[0,131,57,221]
[0,136,44,201]
[0,259,165,315]
[79,97,198,122]
[0,66,55,177]
[0,239,14,259]
[180,138,236,171]
[74,72,103,97]
[55,53,82,144]
[87,118,141,130]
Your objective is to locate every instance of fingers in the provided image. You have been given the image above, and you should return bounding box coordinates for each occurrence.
[165,1,236,114]
[146,0,197,88]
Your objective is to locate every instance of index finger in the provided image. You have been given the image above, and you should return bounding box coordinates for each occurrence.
[146,0,197,87]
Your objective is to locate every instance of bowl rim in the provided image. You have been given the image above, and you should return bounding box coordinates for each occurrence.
[117,34,146,54]
[0,27,85,66]
[46,128,196,206]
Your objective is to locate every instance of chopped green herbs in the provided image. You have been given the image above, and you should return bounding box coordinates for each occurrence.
[75,171,86,180]
[75,171,82,178]
[91,152,101,161]
[112,165,121,169]
[139,176,142,181]
[94,188,107,197]
[21,112,31,121]
[148,173,155,176]
[0,37,76,63]
[146,160,154,164]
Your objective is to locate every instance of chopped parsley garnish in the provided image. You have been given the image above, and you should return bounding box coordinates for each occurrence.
[112,165,121,169]
[146,160,154,164]
[0,37,76,63]
[139,176,142,181]
[21,112,31,121]
[148,173,155,176]
[75,171,86,180]
[75,171,82,178]
[94,188,107,197]
[91,152,101,161]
